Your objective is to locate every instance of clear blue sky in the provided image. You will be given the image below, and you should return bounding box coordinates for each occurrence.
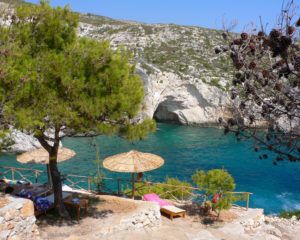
[25,0,300,31]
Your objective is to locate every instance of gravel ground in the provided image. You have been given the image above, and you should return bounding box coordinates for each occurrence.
[37,195,300,240]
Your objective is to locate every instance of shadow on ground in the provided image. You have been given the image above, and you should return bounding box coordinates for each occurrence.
[36,195,113,227]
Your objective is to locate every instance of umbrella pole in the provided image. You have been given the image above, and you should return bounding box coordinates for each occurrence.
[132,173,135,199]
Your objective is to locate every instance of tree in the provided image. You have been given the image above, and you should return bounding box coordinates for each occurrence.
[192,169,236,216]
[0,1,155,216]
[215,0,300,163]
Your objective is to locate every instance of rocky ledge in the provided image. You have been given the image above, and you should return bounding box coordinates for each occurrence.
[219,207,300,240]
[0,194,40,240]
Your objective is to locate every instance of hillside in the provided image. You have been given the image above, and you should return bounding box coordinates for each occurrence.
[78,13,233,88]
[0,0,233,125]
[77,13,233,124]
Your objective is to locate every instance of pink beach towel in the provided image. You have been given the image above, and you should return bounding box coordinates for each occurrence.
[143,193,172,207]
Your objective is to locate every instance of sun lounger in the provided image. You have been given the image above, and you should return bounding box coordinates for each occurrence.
[62,184,92,195]
[143,193,186,220]
[160,205,186,220]
[43,191,71,203]
[34,191,71,216]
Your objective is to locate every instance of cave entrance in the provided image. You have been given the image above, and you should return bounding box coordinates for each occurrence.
[153,101,181,124]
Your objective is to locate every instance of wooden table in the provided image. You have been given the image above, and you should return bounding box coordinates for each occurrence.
[63,197,88,221]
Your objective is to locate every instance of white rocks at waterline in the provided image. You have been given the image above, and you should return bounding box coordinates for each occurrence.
[7,129,41,153]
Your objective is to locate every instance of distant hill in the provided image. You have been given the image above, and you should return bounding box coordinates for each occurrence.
[78,13,233,89]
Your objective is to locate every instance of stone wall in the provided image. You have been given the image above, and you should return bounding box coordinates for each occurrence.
[0,195,40,240]
[96,198,161,237]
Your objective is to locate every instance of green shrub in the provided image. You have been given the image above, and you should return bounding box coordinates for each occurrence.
[279,210,300,219]
[160,178,193,200]
[124,177,193,200]
[123,182,165,197]
[192,169,236,217]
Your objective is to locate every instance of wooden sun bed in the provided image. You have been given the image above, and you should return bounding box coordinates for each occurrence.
[143,193,186,220]
[161,205,186,220]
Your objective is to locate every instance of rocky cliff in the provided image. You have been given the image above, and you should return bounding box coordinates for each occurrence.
[77,14,233,125]
[0,1,234,151]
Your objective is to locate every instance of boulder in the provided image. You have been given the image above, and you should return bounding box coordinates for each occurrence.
[0,196,40,240]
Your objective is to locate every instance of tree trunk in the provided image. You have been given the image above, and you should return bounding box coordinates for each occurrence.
[49,150,69,218]
[36,127,69,218]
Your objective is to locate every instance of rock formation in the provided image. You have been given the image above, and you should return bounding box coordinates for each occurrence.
[77,16,233,125]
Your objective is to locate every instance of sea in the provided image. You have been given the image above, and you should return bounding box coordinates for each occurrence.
[1,123,300,214]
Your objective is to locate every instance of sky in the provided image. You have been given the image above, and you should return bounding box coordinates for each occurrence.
[25,0,300,32]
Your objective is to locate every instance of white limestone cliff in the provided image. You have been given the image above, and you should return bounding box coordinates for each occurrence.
[136,65,231,125]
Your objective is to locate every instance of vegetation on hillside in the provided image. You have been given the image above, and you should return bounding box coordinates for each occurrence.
[1,0,234,89]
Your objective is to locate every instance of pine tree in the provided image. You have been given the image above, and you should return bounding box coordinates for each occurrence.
[0,1,155,216]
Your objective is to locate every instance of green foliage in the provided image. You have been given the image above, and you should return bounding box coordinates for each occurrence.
[192,169,235,195]
[120,118,156,141]
[192,169,236,216]
[279,210,300,220]
[212,193,235,215]
[124,177,193,200]
[123,182,164,197]
[90,139,106,193]
[0,1,155,214]
[161,177,193,200]
[92,159,106,193]
[0,1,155,139]
[210,79,221,88]
[0,130,14,150]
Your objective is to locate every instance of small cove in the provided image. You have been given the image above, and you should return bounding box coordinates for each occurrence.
[1,123,300,214]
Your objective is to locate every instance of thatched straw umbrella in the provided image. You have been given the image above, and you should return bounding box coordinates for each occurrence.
[103,150,164,198]
[17,147,76,185]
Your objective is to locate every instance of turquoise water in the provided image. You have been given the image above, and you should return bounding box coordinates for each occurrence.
[1,123,300,214]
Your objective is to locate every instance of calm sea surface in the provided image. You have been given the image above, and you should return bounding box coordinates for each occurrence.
[1,123,300,214]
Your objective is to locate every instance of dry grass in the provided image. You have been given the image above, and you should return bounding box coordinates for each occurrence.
[94,195,137,214]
